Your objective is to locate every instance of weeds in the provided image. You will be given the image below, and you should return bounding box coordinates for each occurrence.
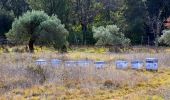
[26,65,46,84]
[0,46,170,99]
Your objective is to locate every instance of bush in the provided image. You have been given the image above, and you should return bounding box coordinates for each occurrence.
[104,80,113,88]
[159,30,170,46]
[92,25,131,47]
[26,66,46,84]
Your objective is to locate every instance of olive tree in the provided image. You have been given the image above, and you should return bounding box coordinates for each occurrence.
[92,25,130,47]
[6,10,68,52]
[159,30,170,46]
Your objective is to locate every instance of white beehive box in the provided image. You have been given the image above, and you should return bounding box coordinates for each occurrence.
[146,58,158,71]
[77,60,91,67]
[95,61,106,69]
[64,61,76,67]
[51,59,62,67]
[131,60,143,69]
[116,60,128,69]
[36,59,47,66]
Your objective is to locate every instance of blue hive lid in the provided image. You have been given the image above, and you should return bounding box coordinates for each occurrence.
[95,61,106,64]
[131,60,143,63]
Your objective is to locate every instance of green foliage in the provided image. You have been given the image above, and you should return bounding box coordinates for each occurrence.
[27,0,70,24]
[39,15,69,49]
[0,0,29,16]
[124,0,146,44]
[159,30,170,46]
[1,0,170,46]
[92,25,130,46]
[7,11,49,43]
[68,24,83,44]
[0,9,14,37]
[6,10,68,51]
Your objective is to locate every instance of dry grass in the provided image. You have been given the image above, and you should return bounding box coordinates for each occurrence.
[0,46,170,100]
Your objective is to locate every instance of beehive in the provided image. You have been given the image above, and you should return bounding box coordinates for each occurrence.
[95,61,106,69]
[131,60,143,69]
[64,61,76,67]
[51,59,62,67]
[146,58,158,71]
[36,59,47,66]
[116,60,128,69]
[77,60,91,67]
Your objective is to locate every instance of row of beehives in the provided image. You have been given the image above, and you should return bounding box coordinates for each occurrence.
[36,58,158,71]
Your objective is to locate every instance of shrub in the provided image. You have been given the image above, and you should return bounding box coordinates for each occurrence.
[104,80,113,88]
[26,66,46,84]
[92,25,131,47]
[159,30,170,46]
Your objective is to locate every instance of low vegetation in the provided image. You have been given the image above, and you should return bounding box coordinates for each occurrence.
[93,25,130,47]
[160,30,170,46]
[0,47,169,99]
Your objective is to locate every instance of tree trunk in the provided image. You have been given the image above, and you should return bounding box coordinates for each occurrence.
[155,20,161,53]
[28,39,35,53]
[81,20,87,45]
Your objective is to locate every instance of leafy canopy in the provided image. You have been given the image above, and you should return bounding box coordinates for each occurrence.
[6,10,68,51]
[92,25,130,46]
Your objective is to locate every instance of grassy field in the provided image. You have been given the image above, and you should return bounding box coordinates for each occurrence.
[0,46,170,100]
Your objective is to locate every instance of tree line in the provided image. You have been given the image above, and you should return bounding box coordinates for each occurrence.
[0,0,170,51]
